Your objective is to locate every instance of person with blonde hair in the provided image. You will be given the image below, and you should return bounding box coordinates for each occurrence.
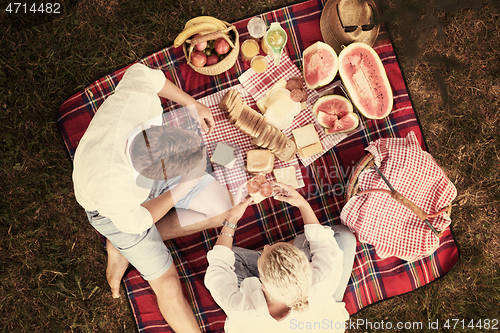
[205,182,356,332]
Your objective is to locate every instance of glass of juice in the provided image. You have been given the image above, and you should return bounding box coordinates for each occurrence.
[240,39,260,61]
[251,55,268,73]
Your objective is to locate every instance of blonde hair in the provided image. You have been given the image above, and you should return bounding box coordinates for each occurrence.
[129,126,204,180]
[259,243,312,312]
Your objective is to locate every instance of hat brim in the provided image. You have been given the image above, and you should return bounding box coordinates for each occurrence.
[320,0,380,54]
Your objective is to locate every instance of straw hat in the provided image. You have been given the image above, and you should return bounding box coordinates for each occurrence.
[320,0,380,54]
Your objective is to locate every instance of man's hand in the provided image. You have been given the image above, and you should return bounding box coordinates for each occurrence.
[156,79,215,135]
[194,102,215,135]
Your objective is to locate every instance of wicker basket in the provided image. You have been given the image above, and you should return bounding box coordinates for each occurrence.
[183,23,239,76]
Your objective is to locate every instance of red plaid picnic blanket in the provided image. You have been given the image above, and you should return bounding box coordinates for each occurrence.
[57,0,460,331]
[341,131,457,261]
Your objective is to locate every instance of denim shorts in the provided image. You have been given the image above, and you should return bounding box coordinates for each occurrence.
[86,172,215,280]
[86,210,172,281]
[150,172,215,211]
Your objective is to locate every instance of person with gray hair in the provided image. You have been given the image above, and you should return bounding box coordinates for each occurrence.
[73,63,232,333]
[205,182,356,332]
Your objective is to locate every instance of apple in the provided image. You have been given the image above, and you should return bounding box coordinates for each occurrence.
[193,34,207,51]
[206,54,219,66]
[191,51,207,67]
[215,38,230,55]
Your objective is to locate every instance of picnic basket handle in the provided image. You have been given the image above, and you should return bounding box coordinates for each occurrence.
[188,26,235,49]
[356,189,449,222]
[390,191,427,220]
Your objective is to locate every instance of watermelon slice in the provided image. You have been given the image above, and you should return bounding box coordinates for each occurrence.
[339,42,393,119]
[312,95,359,134]
[302,41,338,90]
[324,113,359,134]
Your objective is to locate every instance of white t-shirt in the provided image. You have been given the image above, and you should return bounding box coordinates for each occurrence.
[72,63,166,234]
[205,224,350,333]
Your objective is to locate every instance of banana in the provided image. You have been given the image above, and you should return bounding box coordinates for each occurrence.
[184,16,227,31]
[174,22,219,48]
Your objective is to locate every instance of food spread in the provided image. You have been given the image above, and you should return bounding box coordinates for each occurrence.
[175,14,393,203]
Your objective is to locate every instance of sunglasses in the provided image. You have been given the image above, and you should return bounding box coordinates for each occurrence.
[337,3,376,33]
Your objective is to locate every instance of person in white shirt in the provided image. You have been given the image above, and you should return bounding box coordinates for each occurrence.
[73,63,232,333]
[205,182,356,333]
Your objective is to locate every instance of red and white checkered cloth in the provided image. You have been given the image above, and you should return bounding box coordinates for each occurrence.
[238,53,362,166]
[341,131,457,261]
[197,84,305,197]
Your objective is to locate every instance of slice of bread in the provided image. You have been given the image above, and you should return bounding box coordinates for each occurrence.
[275,139,297,161]
[261,125,278,148]
[252,124,271,147]
[245,107,260,138]
[220,89,239,111]
[236,103,251,133]
[248,112,261,138]
[230,99,244,124]
[273,166,299,189]
[271,132,287,154]
[251,113,265,138]
[246,149,275,174]
[267,128,281,151]
[253,116,267,138]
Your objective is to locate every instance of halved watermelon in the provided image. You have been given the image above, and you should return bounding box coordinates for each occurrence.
[338,43,393,119]
[302,41,338,90]
[312,95,359,134]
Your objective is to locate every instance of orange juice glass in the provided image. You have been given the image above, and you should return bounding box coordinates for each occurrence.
[240,39,260,61]
[251,55,268,73]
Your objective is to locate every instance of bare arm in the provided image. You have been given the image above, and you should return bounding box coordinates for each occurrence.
[157,79,215,135]
[272,182,320,225]
[214,197,254,250]
[141,176,203,223]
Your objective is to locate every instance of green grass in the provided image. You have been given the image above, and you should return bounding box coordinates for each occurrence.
[1,0,499,331]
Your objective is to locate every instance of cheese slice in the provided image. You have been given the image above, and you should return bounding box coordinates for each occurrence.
[256,79,288,114]
[265,89,296,118]
[292,123,320,149]
[298,141,323,158]
[211,142,237,169]
[263,89,301,130]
